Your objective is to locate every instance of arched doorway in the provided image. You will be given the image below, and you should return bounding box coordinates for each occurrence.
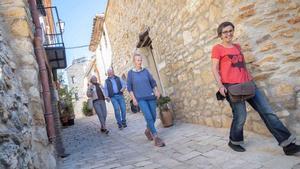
[136,29,165,95]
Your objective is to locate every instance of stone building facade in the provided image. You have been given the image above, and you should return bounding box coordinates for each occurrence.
[104,0,300,136]
[65,57,90,118]
[0,0,58,168]
[89,14,113,85]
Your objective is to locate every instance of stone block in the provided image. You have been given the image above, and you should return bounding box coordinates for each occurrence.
[30,101,45,126]
[221,115,232,128]
[200,70,214,84]
[259,42,276,52]
[2,7,27,18]
[276,110,290,118]
[287,16,300,25]
[239,3,256,11]
[256,34,271,44]
[289,68,300,77]
[253,55,276,66]
[293,42,300,51]
[204,117,214,127]
[239,8,256,19]
[244,52,256,63]
[277,13,290,19]
[10,19,31,37]
[278,28,297,38]
[269,23,287,32]
[183,31,193,45]
[275,83,294,96]
[253,72,274,81]
[213,116,222,128]
[283,55,300,63]
[257,63,279,71]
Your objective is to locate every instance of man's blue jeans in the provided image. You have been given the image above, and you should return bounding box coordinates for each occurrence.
[111,94,127,125]
[138,99,157,135]
[226,87,295,146]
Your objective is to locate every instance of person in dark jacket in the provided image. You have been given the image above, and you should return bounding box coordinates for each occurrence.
[104,68,127,129]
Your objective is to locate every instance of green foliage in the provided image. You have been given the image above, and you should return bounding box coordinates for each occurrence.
[157,96,171,111]
[82,101,93,116]
[58,85,76,119]
[56,72,76,123]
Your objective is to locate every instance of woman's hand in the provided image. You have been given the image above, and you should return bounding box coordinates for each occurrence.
[219,86,227,97]
[105,97,111,102]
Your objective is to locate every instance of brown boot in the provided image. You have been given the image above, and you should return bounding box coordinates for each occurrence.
[154,137,165,147]
[144,129,153,141]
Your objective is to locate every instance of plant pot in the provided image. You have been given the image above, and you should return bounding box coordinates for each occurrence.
[159,109,173,127]
[68,118,74,126]
[60,116,69,126]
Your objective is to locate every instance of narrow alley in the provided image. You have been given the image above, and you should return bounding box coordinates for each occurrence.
[58,106,300,169]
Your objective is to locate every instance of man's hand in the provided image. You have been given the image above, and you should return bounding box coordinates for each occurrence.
[132,98,138,106]
[155,90,160,99]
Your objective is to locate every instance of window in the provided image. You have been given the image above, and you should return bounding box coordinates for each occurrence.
[71,76,75,84]
[74,93,79,101]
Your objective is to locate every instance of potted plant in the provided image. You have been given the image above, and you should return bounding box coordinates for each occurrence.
[157,96,173,127]
[82,101,94,116]
[58,86,76,126]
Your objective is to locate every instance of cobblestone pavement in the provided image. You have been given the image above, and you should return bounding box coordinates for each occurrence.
[58,104,300,169]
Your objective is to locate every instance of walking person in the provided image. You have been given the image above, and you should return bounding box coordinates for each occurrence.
[86,75,109,134]
[104,68,127,130]
[127,53,165,147]
[211,21,300,155]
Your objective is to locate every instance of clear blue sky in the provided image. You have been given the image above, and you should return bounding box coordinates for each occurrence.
[52,0,107,66]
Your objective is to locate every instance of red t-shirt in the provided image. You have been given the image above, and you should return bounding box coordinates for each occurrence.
[211,44,252,84]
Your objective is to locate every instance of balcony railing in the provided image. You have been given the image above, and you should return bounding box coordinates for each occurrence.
[38,6,67,70]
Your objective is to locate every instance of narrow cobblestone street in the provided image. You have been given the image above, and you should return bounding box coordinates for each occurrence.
[58,104,300,169]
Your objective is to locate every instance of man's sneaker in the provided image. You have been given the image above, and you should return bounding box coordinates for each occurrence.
[283,143,300,155]
[122,122,127,128]
[154,137,165,147]
[118,124,123,130]
[228,142,246,152]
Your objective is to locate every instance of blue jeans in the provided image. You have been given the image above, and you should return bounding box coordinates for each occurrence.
[111,94,127,125]
[138,99,157,135]
[226,87,294,146]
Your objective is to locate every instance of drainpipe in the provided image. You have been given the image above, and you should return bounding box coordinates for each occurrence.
[28,0,56,142]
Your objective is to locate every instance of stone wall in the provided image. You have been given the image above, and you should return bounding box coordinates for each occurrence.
[0,0,56,169]
[105,0,300,136]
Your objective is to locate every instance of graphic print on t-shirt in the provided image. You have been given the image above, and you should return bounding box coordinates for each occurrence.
[226,53,245,71]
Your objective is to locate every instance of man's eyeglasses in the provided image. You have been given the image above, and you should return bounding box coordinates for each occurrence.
[222,29,234,34]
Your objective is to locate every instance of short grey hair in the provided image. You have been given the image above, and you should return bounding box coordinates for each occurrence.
[107,67,113,73]
[89,75,97,83]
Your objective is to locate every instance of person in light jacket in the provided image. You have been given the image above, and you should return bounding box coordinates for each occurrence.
[87,75,109,134]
